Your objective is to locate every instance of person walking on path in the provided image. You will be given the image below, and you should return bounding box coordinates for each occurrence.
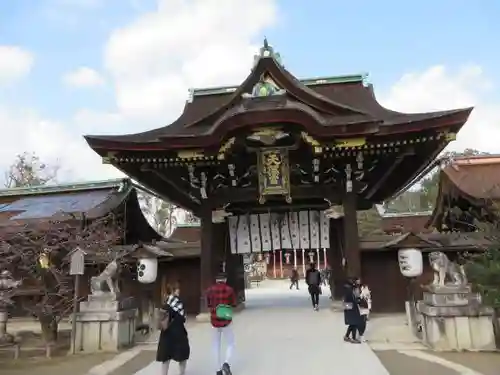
[358,281,372,342]
[289,267,299,290]
[305,262,322,311]
[156,284,190,375]
[206,272,237,375]
[320,267,329,287]
[343,277,362,344]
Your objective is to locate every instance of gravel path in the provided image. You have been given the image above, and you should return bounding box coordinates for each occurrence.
[87,280,496,375]
[133,280,390,375]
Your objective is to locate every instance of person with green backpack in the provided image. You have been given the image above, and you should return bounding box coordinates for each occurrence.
[206,272,237,375]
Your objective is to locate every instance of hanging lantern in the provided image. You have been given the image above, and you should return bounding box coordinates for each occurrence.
[308,251,315,264]
[264,253,270,264]
[284,252,291,264]
[137,257,158,284]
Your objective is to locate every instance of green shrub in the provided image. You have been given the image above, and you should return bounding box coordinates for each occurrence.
[465,247,500,308]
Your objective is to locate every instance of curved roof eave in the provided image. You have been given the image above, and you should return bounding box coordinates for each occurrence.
[181,56,370,129]
[83,105,473,153]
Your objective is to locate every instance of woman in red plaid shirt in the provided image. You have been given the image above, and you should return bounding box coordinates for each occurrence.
[206,272,237,375]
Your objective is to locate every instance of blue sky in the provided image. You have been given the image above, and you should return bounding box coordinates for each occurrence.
[2,0,499,115]
[1,0,499,181]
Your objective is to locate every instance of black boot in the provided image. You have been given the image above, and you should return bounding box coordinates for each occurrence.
[222,362,232,375]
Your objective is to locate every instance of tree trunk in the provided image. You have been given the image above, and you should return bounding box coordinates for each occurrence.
[0,309,8,337]
[39,314,58,343]
[494,308,500,349]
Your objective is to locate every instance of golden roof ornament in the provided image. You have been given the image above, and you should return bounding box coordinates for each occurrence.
[247,128,289,145]
[253,37,283,67]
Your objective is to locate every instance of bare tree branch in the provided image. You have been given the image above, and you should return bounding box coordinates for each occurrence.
[0,214,123,343]
[4,152,59,188]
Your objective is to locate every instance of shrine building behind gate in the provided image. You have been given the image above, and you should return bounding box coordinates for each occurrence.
[84,40,472,311]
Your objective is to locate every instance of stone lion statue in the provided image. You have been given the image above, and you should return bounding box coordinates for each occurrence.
[0,270,22,306]
[428,251,468,287]
[90,260,120,296]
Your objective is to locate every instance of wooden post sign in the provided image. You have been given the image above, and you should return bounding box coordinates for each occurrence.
[69,248,85,276]
[69,248,85,354]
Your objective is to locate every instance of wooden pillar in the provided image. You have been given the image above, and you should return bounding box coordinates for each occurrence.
[273,251,277,278]
[328,218,346,300]
[222,220,245,305]
[225,253,245,305]
[279,250,283,278]
[343,192,360,278]
[199,207,216,312]
[301,249,306,276]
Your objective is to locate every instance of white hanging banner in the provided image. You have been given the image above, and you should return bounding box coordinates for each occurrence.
[289,212,300,249]
[320,211,330,249]
[299,210,310,249]
[280,214,292,249]
[271,213,281,250]
[250,214,262,252]
[227,210,330,253]
[228,216,238,254]
[309,210,320,249]
[259,213,272,251]
[237,215,251,254]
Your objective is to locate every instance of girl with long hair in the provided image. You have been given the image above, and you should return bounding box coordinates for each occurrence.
[156,283,190,375]
[343,277,362,343]
[358,281,372,342]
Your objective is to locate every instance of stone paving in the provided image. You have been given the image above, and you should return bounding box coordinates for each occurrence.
[112,279,499,375]
[135,279,391,375]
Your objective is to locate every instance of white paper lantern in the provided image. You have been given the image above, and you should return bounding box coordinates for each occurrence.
[398,248,423,278]
[137,257,158,284]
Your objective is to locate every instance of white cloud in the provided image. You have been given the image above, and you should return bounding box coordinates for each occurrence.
[104,0,277,120]
[379,65,500,154]
[0,46,34,85]
[5,0,500,193]
[5,63,497,187]
[63,67,105,88]
[0,1,279,185]
[0,107,123,186]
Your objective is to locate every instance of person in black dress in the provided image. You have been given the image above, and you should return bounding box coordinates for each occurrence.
[289,267,299,290]
[156,285,190,375]
[305,263,322,311]
[343,277,362,344]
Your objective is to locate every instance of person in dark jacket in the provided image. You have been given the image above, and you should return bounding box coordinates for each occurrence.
[289,267,299,290]
[305,263,322,311]
[343,277,362,344]
[156,284,190,375]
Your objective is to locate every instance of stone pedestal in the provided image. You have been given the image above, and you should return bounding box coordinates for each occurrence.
[417,284,496,351]
[73,294,137,353]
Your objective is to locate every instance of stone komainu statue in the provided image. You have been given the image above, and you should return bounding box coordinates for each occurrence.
[0,270,22,306]
[428,251,468,286]
[90,260,120,295]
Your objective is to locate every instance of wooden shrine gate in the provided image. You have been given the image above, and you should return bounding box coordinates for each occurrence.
[85,39,472,313]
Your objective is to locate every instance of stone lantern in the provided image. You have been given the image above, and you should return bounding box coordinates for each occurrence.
[0,270,22,343]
